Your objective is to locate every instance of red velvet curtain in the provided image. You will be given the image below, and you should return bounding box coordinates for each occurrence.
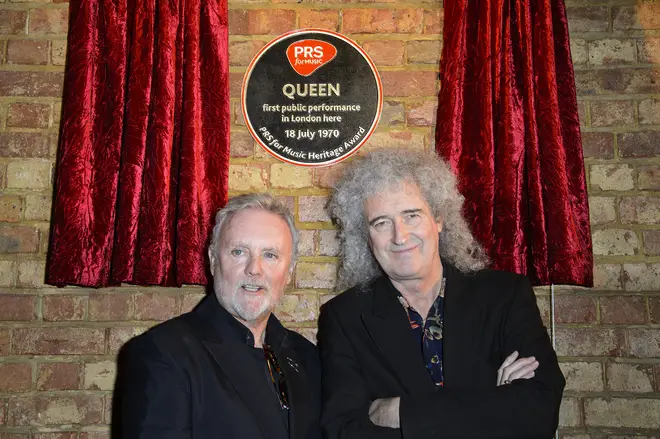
[47,0,230,287]
[436,0,592,286]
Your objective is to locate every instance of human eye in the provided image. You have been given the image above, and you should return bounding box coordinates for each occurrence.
[404,212,422,225]
[372,219,392,232]
[264,251,279,260]
[230,248,244,257]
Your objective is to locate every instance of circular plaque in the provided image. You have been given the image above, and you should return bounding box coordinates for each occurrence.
[242,29,383,167]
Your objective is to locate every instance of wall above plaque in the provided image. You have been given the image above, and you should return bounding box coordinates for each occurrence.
[242,29,383,167]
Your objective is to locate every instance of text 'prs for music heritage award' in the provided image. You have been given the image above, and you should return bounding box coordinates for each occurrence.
[242,29,383,167]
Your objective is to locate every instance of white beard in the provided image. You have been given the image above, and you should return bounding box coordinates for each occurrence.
[215,278,275,324]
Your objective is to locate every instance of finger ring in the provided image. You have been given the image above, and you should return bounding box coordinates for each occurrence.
[503,379,511,385]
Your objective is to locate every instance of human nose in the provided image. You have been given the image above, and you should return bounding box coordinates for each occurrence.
[392,218,410,245]
[245,255,262,276]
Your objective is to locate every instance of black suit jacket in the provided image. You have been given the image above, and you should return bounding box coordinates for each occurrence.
[116,294,321,439]
[318,264,565,439]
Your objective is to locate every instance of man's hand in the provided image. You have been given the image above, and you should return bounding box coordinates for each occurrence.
[368,397,401,428]
[497,351,539,386]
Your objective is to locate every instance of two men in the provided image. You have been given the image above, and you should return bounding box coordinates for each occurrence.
[118,149,564,438]
[118,194,321,439]
[319,150,565,438]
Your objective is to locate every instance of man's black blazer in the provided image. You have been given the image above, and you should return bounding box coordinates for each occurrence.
[115,294,321,439]
[318,263,565,439]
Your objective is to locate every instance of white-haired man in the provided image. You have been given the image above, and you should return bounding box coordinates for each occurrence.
[319,150,565,438]
[118,193,321,439]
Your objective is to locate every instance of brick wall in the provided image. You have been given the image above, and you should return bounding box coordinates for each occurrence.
[0,0,657,436]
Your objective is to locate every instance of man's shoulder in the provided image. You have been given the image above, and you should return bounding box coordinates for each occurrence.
[124,311,200,354]
[324,280,378,310]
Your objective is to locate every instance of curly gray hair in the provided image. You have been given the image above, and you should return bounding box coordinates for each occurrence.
[209,193,298,271]
[328,149,489,290]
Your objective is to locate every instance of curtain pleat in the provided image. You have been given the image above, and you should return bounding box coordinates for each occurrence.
[47,0,230,287]
[436,0,593,286]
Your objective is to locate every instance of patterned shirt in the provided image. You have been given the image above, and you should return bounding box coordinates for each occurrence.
[397,278,446,387]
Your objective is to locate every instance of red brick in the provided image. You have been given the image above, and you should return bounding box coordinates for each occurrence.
[381,71,437,97]
[575,69,660,96]
[406,40,442,64]
[298,196,331,222]
[0,71,64,97]
[613,4,660,31]
[181,293,204,313]
[618,131,660,158]
[229,72,243,98]
[406,100,437,126]
[638,37,660,63]
[567,6,609,32]
[600,296,646,324]
[555,328,625,357]
[643,231,660,256]
[581,132,614,159]
[133,293,177,321]
[228,10,248,34]
[423,9,443,34]
[362,40,405,66]
[88,293,131,321]
[0,225,39,253]
[230,10,295,35]
[343,9,424,34]
[43,295,87,321]
[314,162,348,188]
[12,328,105,355]
[229,40,264,67]
[229,131,254,158]
[0,10,27,35]
[590,100,635,127]
[7,395,103,426]
[0,195,23,222]
[0,363,32,392]
[6,40,48,65]
[36,362,81,390]
[555,295,597,323]
[620,197,660,225]
[0,295,36,321]
[108,327,147,354]
[298,10,340,31]
[0,329,9,355]
[28,8,69,35]
[7,103,50,128]
[0,132,51,158]
[638,165,660,190]
[650,297,660,324]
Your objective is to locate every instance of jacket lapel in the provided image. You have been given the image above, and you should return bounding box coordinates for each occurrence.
[442,263,473,387]
[361,277,436,395]
[269,324,315,439]
[192,296,287,439]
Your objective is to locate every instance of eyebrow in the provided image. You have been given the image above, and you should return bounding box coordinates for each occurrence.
[368,208,424,225]
[227,241,280,251]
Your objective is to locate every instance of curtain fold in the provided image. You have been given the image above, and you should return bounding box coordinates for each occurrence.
[436,0,592,286]
[47,0,230,287]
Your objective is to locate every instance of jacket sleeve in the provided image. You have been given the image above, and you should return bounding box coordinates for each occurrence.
[118,334,192,439]
[318,302,402,439]
[399,275,565,439]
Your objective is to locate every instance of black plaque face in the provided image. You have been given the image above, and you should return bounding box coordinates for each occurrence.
[242,29,382,167]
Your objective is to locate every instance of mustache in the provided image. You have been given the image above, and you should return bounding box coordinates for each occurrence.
[237,280,270,289]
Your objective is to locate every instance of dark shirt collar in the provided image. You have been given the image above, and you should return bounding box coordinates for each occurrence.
[204,294,289,350]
